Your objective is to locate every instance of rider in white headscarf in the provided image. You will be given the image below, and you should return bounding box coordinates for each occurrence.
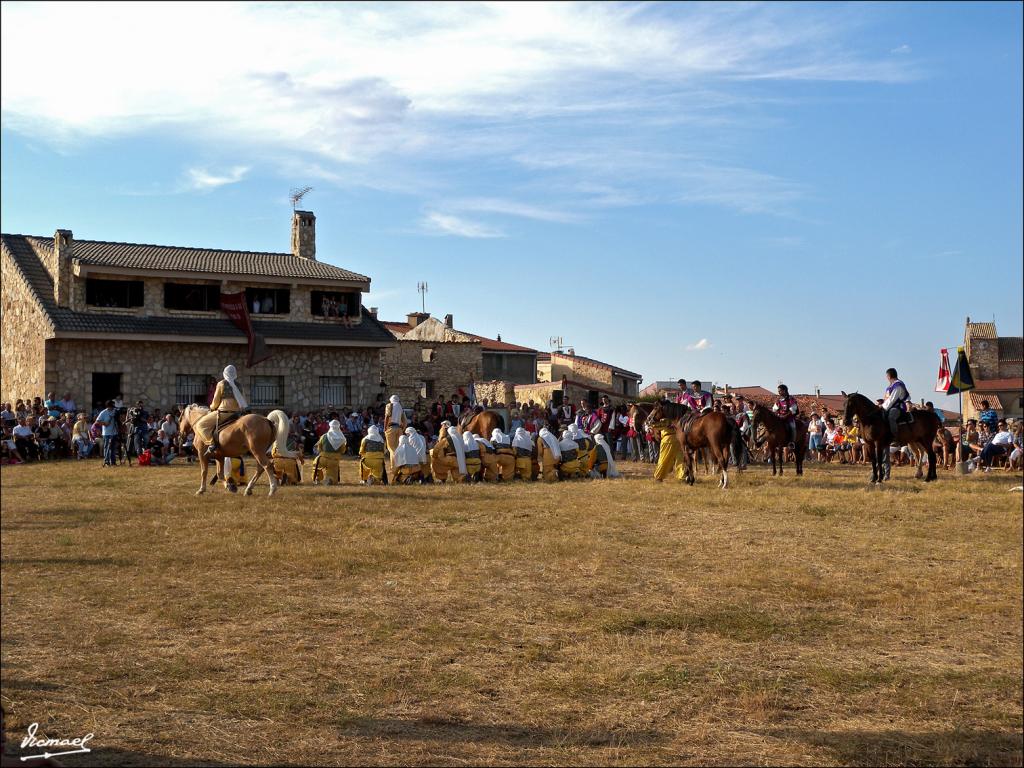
[593,433,621,478]
[203,364,249,457]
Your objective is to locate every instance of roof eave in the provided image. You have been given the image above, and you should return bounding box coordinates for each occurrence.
[73,262,370,288]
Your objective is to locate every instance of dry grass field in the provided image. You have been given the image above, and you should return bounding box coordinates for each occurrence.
[1,458,1021,766]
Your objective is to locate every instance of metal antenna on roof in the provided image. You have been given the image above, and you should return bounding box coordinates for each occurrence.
[549,336,563,352]
[417,281,428,313]
[290,186,313,210]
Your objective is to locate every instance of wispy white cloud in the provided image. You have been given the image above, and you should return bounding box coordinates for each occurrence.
[687,338,712,351]
[186,165,249,191]
[421,212,504,239]
[0,2,918,226]
[891,44,912,55]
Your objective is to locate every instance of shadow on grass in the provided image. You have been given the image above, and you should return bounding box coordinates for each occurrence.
[0,557,134,567]
[339,716,666,748]
[53,748,236,767]
[0,677,63,691]
[768,727,1023,766]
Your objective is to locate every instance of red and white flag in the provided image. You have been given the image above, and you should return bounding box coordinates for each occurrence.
[935,348,952,392]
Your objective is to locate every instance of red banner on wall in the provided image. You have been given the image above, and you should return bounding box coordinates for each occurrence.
[220,291,271,367]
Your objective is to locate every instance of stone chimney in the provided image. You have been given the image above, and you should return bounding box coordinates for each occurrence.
[291,210,316,260]
[567,347,575,356]
[407,311,430,328]
[367,307,378,318]
[444,313,454,328]
[52,229,73,308]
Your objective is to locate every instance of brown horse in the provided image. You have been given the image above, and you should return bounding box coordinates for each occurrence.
[842,392,939,483]
[178,405,292,496]
[751,404,808,476]
[460,409,504,437]
[648,400,741,488]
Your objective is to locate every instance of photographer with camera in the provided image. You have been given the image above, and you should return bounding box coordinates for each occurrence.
[126,399,150,460]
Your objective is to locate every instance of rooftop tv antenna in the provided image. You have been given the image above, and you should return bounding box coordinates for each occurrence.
[549,336,564,351]
[290,186,313,210]
[417,281,428,313]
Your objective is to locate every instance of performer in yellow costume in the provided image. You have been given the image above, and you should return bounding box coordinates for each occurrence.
[558,430,581,479]
[431,424,467,482]
[383,395,408,471]
[313,419,347,485]
[393,434,422,484]
[405,426,431,482]
[462,431,482,481]
[537,427,562,483]
[569,424,597,474]
[512,428,536,481]
[359,424,387,484]
[650,410,685,482]
[272,443,302,485]
[196,364,248,458]
[490,428,515,481]
[593,433,621,478]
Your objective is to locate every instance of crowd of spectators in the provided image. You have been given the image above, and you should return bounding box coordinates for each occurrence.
[2,389,1022,475]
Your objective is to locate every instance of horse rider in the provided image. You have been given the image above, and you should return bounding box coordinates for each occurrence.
[312,419,347,486]
[881,367,911,442]
[674,379,688,404]
[383,395,408,470]
[772,384,800,448]
[203,364,248,459]
[682,380,713,413]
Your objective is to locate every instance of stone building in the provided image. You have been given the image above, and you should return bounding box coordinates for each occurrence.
[536,350,642,400]
[1,211,396,412]
[961,318,1024,422]
[380,311,537,405]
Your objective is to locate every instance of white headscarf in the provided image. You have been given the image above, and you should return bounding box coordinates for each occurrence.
[474,432,493,450]
[558,434,579,454]
[512,428,534,452]
[394,434,417,467]
[405,426,427,463]
[594,433,620,477]
[567,423,583,440]
[447,425,467,474]
[462,431,479,452]
[367,424,383,443]
[388,395,403,425]
[222,365,247,409]
[325,419,346,450]
[491,428,510,446]
[539,427,561,461]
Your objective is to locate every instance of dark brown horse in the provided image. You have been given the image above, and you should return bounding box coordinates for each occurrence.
[751,404,808,476]
[842,392,940,483]
[648,400,741,488]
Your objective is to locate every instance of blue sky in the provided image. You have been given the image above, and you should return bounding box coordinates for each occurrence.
[2,2,1021,407]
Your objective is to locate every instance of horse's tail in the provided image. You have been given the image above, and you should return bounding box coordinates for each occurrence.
[267,409,294,457]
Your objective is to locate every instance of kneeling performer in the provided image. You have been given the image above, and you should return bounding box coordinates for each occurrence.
[313,419,347,485]
[359,424,387,485]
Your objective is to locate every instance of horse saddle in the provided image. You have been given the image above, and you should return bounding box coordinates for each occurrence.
[680,410,700,438]
[896,411,915,425]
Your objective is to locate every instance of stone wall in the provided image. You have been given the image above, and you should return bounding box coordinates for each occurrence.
[482,352,536,384]
[42,338,380,413]
[510,380,635,409]
[380,339,481,406]
[550,354,613,388]
[474,380,516,407]
[1,248,52,402]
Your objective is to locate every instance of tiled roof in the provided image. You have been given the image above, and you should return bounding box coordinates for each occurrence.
[966,322,997,339]
[1,234,395,345]
[16,234,369,282]
[968,392,1003,410]
[998,337,1023,362]
[382,321,413,336]
[972,377,1024,392]
[471,334,536,353]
